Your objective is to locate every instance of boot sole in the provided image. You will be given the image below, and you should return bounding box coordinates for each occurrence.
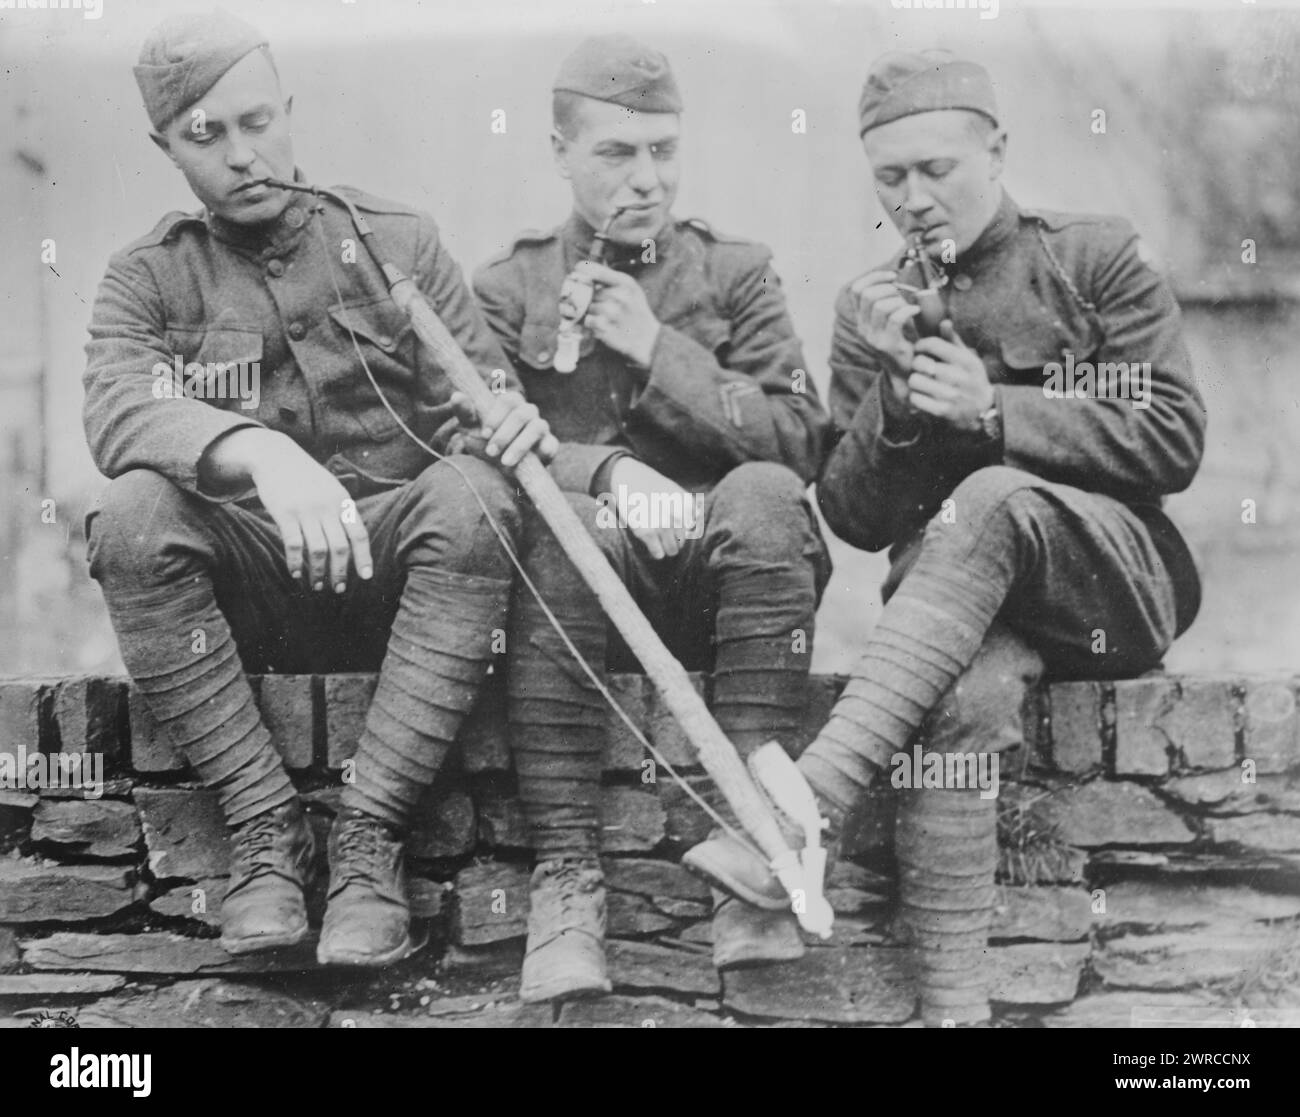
[682,849,789,912]
[713,942,807,970]
[518,977,612,1005]
[316,937,414,968]
[316,929,419,969]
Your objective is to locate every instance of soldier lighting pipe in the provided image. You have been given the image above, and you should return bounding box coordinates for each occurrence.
[251,177,834,938]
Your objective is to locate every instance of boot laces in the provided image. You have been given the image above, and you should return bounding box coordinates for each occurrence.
[548,861,599,916]
[233,811,290,877]
[335,813,398,888]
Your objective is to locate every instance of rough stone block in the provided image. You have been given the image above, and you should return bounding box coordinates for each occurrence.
[1163,769,1300,814]
[989,942,1089,1003]
[723,945,914,1024]
[1044,991,1222,1029]
[1171,679,1239,770]
[30,799,141,858]
[452,861,530,945]
[323,673,377,767]
[603,857,711,903]
[1112,677,1175,776]
[1041,780,1195,847]
[475,792,530,851]
[1206,814,1300,852]
[643,675,707,770]
[0,861,134,922]
[600,787,665,853]
[74,979,328,1028]
[329,1002,549,1028]
[0,679,53,757]
[1242,678,1300,774]
[407,784,476,860]
[1113,677,1237,776]
[658,775,715,849]
[607,892,678,937]
[606,939,720,996]
[558,994,725,1029]
[135,787,231,879]
[0,973,126,996]
[603,674,649,772]
[127,685,185,773]
[1095,926,1288,990]
[22,931,321,974]
[1046,682,1105,774]
[251,674,314,769]
[990,886,1092,942]
[51,676,126,760]
[148,878,227,927]
[1097,881,1300,930]
[459,673,510,774]
[0,927,18,969]
[439,939,524,979]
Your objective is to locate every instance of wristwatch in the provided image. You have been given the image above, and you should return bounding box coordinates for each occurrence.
[976,393,1002,444]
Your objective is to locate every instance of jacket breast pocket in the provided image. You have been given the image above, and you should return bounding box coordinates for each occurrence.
[518,314,589,373]
[160,325,264,414]
[327,296,416,438]
[998,321,1102,389]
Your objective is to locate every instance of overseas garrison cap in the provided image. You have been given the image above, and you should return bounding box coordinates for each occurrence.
[858,49,998,136]
[553,33,683,113]
[134,9,269,131]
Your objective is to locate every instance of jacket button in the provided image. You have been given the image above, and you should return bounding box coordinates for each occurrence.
[284,206,304,229]
[288,321,307,341]
[953,274,973,291]
[267,259,285,278]
[377,334,394,350]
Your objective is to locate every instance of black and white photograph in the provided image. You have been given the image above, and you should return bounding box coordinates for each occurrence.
[0,0,1297,1053]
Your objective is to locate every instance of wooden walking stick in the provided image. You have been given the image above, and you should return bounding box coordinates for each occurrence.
[260,178,833,936]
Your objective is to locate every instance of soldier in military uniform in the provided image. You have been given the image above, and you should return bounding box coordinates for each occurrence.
[473,35,831,1000]
[83,11,556,966]
[684,50,1206,1026]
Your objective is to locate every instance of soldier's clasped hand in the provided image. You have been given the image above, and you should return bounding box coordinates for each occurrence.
[450,390,560,469]
[910,322,995,432]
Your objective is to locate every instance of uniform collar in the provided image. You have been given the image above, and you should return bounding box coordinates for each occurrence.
[562,210,676,270]
[205,167,315,256]
[950,189,1019,271]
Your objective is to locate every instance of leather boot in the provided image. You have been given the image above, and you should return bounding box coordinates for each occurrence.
[317,809,413,967]
[220,800,315,955]
[519,859,612,1003]
[710,889,805,969]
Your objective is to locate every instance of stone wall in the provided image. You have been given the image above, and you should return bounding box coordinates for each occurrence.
[1,671,1298,1028]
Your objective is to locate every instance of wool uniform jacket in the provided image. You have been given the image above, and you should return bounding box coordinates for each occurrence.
[472,213,829,496]
[84,177,516,501]
[817,192,1206,627]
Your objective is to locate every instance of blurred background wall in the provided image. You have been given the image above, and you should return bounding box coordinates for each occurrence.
[1,0,1297,677]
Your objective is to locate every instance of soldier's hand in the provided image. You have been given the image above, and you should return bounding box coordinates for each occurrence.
[578,262,661,370]
[849,269,920,400]
[248,435,373,594]
[910,322,995,431]
[606,457,695,561]
[451,390,559,469]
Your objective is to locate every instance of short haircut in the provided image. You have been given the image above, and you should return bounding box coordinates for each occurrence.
[552,90,590,140]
